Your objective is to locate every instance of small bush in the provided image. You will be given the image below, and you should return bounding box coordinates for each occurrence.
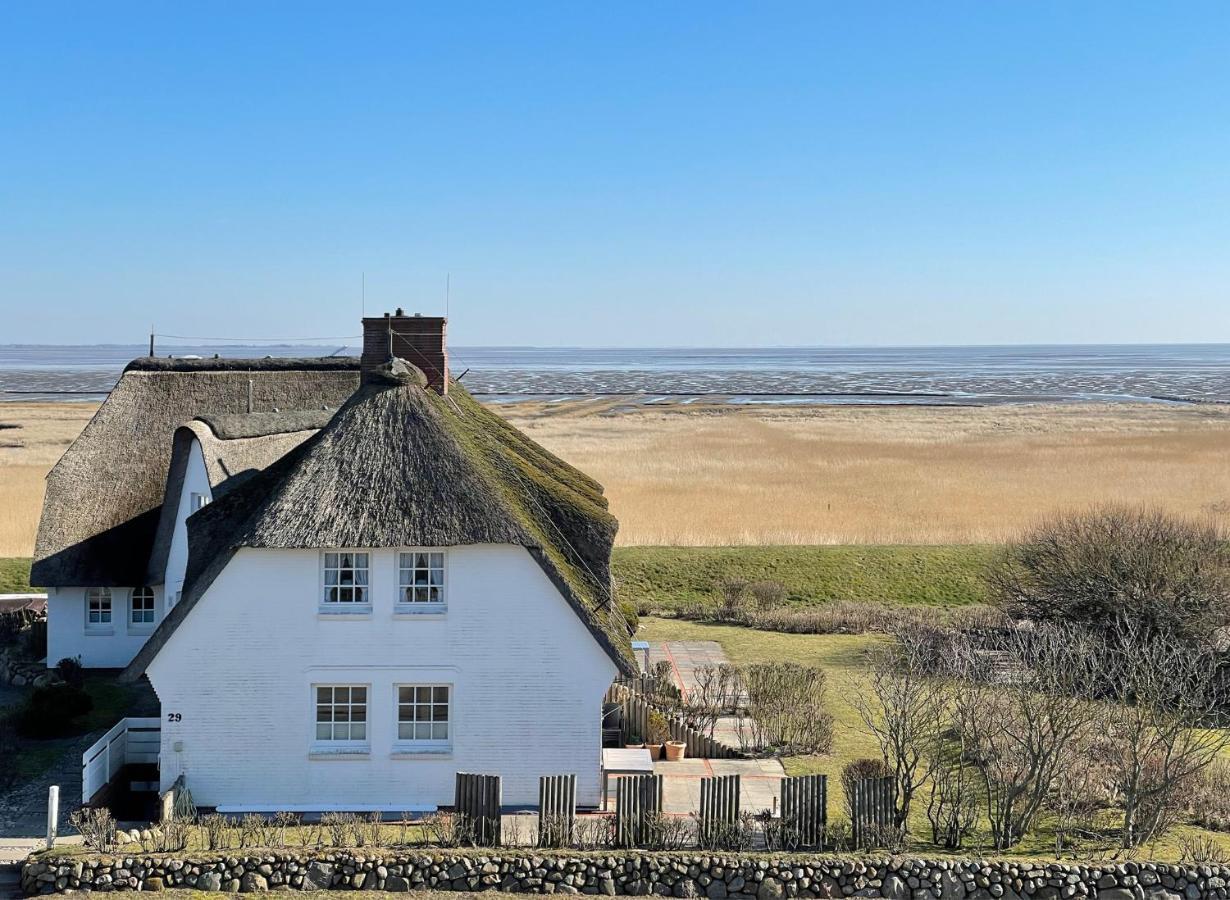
[618,599,639,633]
[16,683,94,738]
[69,807,117,853]
[841,758,891,822]
[746,580,787,611]
[1185,760,1230,832]
[55,656,85,688]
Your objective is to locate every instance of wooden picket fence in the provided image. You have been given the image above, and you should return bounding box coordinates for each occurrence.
[537,774,576,848]
[604,683,738,759]
[778,774,827,849]
[850,775,896,849]
[454,773,501,846]
[615,774,663,848]
[697,774,740,848]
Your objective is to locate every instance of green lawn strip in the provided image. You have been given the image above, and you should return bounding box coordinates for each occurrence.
[0,557,33,593]
[636,616,1230,861]
[614,546,995,612]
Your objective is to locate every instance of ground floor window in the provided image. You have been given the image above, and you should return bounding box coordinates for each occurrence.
[397,684,451,746]
[86,587,112,628]
[130,587,155,625]
[315,685,368,743]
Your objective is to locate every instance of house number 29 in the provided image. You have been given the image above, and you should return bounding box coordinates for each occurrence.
[167,713,182,722]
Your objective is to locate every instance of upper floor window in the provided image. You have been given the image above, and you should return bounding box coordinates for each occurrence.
[130,587,155,626]
[398,551,445,608]
[322,552,369,606]
[86,587,112,629]
[189,492,210,513]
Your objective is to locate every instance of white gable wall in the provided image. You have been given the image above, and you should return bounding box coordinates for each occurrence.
[164,438,212,602]
[147,544,618,811]
[47,585,165,669]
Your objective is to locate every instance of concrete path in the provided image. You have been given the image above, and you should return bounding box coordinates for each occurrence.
[646,640,746,751]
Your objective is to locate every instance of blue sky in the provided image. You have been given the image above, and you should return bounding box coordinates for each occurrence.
[1,2,1228,347]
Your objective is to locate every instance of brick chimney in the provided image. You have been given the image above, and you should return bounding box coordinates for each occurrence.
[361,310,448,394]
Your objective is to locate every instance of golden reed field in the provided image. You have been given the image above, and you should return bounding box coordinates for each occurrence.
[2,399,1229,556]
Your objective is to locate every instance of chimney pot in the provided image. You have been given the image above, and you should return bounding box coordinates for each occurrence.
[395,307,405,316]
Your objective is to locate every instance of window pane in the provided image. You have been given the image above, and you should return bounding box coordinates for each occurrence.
[399,723,413,740]
[316,724,331,740]
[325,553,338,567]
[433,686,449,703]
[351,723,366,740]
[432,723,448,740]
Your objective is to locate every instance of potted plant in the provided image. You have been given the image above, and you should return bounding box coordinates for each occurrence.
[646,711,670,760]
[664,739,687,762]
[624,731,645,750]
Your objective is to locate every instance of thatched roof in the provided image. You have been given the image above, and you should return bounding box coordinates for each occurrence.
[123,372,635,679]
[145,414,331,584]
[32,358,360,587]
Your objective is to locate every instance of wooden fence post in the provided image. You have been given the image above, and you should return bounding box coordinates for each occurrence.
[698,774,740,848]
[778,774,826,850]
[455,772,502,847]
[615,774,663,848]
[537,774,577,848]
[850,775,895,849]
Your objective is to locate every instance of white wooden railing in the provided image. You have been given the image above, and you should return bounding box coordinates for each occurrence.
[81,717,160,804]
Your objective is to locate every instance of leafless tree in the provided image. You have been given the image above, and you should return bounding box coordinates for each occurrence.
[1096,619,1230,847]
[854,635,947,831]
[948,625,1101,850]
[684,664,740,739]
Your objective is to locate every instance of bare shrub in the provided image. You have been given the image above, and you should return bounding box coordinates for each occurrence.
[644,812,691,850]
[420,811,458,847]
[271,811,298,848]
[200,813,232,850]
[1095,621,1230,847]
[926,754,979,851]
[1186,760,1230,832]
[735,663,833,755]
[683,664,739,739]
[573,815,615,850]
[840,758,890,823]
[156,819,191,852]
[854,636,947,830]
[1179,833,1230,866]
[717,578,749,620]
[747,580,786,611]
[321,811,357,847]
[949,626,1100,850]
[238,813,266,848]
[990,507,1230,644]
[694,810,758,851]
[296,818,323,849]
[68,807,117,853]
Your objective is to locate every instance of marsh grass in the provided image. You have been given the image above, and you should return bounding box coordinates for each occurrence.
[506,401,1230,546]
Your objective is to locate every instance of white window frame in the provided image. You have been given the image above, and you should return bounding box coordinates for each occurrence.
[129,586,156,630]
[319,550,371,614]
[85,587,113,633]
[189,492,210,513]
[394,683,452,753]
[396,549,447,613]
[311,684,370,753]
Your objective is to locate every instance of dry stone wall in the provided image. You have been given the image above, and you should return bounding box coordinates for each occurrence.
[20,851,1230,897]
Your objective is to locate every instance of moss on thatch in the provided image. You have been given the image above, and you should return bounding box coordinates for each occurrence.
[123,376,635,680]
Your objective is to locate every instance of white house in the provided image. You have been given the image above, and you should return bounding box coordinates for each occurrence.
[32,313,635,811]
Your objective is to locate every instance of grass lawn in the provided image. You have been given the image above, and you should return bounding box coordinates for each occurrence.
[0,557,33,593]
[613,545,995,612]
[637,615,1230,862]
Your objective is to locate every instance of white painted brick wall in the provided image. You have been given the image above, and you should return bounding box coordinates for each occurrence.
[147,544,619,811]
[47,585,165,669]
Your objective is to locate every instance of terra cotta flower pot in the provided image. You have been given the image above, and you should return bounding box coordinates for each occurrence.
[664,740,686,761]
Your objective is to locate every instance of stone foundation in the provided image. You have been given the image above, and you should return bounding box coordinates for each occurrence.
[0,647,59,688]
[20,851,1230,897]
